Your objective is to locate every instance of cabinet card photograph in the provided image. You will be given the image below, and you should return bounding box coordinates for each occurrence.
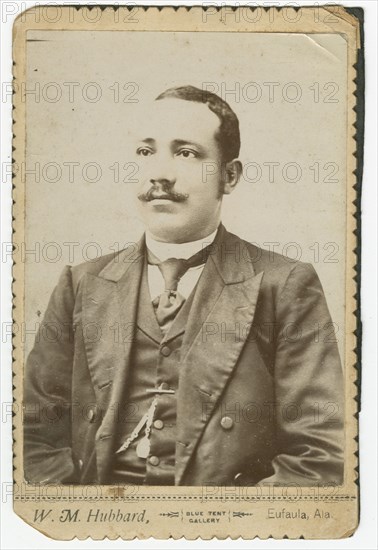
[12,4,362,540]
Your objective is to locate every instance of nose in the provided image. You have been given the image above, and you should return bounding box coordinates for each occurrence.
[150,177,175,191]
[149,155,176,188]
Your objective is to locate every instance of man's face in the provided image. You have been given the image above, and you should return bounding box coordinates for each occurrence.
[132,98,225,243]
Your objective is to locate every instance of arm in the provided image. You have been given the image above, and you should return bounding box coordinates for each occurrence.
[23,266,79,484]
[258,263,344,486]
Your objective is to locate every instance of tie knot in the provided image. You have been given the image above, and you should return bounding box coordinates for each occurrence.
[147,243,213,292]
[158,258,188,292]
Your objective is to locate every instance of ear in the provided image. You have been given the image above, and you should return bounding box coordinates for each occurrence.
[223,160,243,195]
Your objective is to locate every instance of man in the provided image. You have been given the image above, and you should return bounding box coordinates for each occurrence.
[24,85,344,487]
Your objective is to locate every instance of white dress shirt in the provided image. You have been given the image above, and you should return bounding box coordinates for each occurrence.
[145,228,219,301]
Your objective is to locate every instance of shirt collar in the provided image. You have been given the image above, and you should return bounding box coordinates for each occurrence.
[145,226,219,262]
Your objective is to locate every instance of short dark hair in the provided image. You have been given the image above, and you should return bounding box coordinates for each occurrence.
[155,85,241,163]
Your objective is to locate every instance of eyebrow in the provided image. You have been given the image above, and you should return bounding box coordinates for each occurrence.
[137,138,156,145]
[171,139,206,153]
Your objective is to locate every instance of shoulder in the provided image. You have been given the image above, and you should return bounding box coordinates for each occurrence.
[70,250,119,294]
[229,231,320,291]
[68,238,144,294]
[228,230,305,274]
[229,234,327,320]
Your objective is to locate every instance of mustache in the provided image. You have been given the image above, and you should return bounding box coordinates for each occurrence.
[137,188,189,203]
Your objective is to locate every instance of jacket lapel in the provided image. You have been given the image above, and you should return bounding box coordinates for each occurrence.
[135,259,164,344]
[81,237,145,481]
[175,227,264,484]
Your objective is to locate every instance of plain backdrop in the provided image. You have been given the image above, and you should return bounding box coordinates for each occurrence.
[23,30,347,358]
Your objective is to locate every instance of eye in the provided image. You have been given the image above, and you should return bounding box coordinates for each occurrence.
[176,149,197,159]
[136,147,153,157]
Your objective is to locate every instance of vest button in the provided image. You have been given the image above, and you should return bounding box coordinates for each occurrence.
[149,455,160,466]
[220,416,234,430]
[88,407,96,423]
[153,419,164,430]
[160,345,172,357]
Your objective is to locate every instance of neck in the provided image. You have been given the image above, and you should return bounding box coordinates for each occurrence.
[147,221,221,245]
[146,225,220,262]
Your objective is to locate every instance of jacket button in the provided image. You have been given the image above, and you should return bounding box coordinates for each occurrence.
[149,455,160,466]
[160,345,171,357]
[88,408,96,423]
[220,416,234,430]
[153,419,164,430]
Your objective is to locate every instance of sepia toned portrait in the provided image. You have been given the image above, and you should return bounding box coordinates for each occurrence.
[12,5,361,539]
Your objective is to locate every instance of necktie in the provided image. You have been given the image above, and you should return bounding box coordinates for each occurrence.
[148,245,212,334]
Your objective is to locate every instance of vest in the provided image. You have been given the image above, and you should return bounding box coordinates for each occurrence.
[111,255,196,485]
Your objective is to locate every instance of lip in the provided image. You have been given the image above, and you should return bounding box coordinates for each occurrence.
[150,196,173,200]
[148,196,176,203]
[146,197,181,210]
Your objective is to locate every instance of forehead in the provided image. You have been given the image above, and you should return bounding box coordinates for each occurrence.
[132,98,221,145]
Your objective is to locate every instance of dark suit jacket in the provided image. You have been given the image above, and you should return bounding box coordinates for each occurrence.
[24,226,344,486]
